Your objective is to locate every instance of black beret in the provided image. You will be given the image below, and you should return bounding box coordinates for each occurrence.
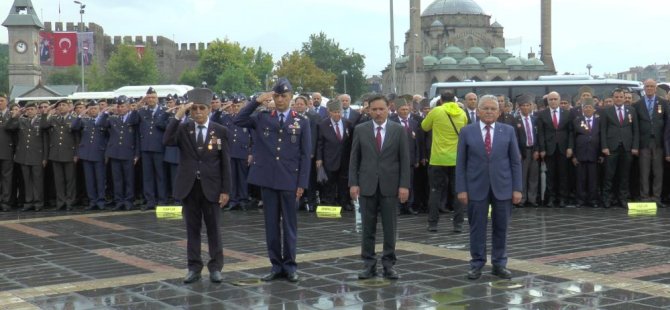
[272,78,292,94]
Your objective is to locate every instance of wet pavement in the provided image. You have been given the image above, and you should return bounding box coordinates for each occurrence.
[2,206,670,309]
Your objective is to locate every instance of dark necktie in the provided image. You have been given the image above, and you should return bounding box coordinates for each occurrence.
[376,126,382,152]
[197,125,205,146]
[484,125,492,156]
[524,117,533,146]
[470,111,475,123]
[344,109,349,119]
[335,122,342,141]
[618,108,624,125]
[279,113,284,127]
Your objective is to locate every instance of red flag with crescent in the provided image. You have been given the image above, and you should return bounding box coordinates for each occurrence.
[53,32,78,67]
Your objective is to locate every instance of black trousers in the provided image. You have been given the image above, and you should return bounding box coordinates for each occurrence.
[183,179,223,273]
[576,161,597,204]
[21,164,43,208]
[427,165,463,227]
[603,145,631,203]
[360,187,397,269]
[544,151,570,204]
[52,161,76,207]
[320,167,349,207]
[0,159,13,206]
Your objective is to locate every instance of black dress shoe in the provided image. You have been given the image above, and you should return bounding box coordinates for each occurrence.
[453,224,463,233]
[85,205,96,211]
[261,271,285,281]
[357,266,377,279]
[426,225,437,232]
[383,267,399,280]
[112,204,124,211]
[467,267,482,280]
[286,272,300,282]
[66,205,73,211]
[343,204,354,211]
[407,206,419,215]
[183,271,201,284]
[491,266,512,279]
[20,205,33,212]
[124,203,134,211]
[1,204,11,212]
[209,271,223,283]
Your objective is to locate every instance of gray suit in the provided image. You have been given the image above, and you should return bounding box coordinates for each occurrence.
[349,120,410,268]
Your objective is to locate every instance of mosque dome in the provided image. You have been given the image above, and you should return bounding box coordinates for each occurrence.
[444,46,464,58]
[423,55,439,66]
[481,55,502,64]
[526,58,545,66]
[459,56,480,65]
[504,57,523,66]
[491,21,503,28]
[431,20,444,27]
[467,46,487,59]
[438,56,458,65]
[491,47,507,55]
[422,0,485,16]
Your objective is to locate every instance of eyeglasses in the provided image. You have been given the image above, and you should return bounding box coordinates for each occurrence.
[190,105,208,111]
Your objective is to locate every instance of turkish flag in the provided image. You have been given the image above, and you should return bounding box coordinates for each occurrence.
[53,32,78,67]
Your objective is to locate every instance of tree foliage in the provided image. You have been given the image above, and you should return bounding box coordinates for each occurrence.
[104,44,159,89]
[47,66,80,85]
[274,51,336,95]
[301,32,367,98]
[183,39,274,95]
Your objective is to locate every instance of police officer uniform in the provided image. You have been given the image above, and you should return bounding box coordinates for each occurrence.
[96,96,139,210]
[72,101,107,210]
[234,78,311,282]
[138,87,168,210]
[6,102,47,211]
[44,100,78,210]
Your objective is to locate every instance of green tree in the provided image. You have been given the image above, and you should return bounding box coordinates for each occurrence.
[275,51,336,95]
[301,32,367,98]
[0,44,8,94]
[47,66,80,85]
[251,47,274,90]
[178,67,201,88]
[104,44,159,89]
[85,63,106,91]
[195,39,263,95]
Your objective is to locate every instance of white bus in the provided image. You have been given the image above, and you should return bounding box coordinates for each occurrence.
[429,76,642,103]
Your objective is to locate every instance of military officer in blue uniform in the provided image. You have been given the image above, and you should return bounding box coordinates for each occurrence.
[215,96,252,211]
[43,99,78,211]
[137,87,168,210]
[72,101,107,210]
[97,96,140,210]
[234,78,311,282]
[6,102,48,211]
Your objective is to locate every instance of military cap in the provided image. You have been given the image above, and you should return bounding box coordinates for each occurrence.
[86,100,98,108]
[326,99,342,112]
[98,98,107,104]
[54,98,68,107]
[395,98,408,108]
[165,94,173,101]
[272,78,292,94]
[175,97,183,105]
[115,95,129,104]
[582,98,595,107]
[187,88,214,106]
[212,94,219,101]
[24,102,37,108]
[128,97,137,104]
[233,95,248,104]
[74,100,86,107]
[8,103,18,110]
[146,87,157,94]
[220,95,230,102]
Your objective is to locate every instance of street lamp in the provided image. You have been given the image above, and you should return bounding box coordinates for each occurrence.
[74,1,85,91]
[201,81,207,88]
[586,64,592,77]
[341,70,348,94]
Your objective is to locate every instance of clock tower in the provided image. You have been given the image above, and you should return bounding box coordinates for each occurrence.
[3,0,44,89]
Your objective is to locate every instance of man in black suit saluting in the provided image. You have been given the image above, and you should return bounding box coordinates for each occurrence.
[163,88,232,284]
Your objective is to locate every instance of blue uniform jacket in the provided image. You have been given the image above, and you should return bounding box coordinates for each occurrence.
[234,102,311,191]
[96,111,140,160]
[72,116,107,162]
[213,112,252,160]
[137,106,168,152]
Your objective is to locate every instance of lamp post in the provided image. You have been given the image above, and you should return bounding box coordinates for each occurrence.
[341,70,348,94]
[586,64,592,77]
[74,1,85,91]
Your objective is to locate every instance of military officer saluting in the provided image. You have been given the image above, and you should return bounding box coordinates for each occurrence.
[6,102,48,211]
[43,99,78,211]
[72,100,108,210]
[234,78,311,282]
[96,96,140,210]
[137,87,168,210]
[0,93,14,211]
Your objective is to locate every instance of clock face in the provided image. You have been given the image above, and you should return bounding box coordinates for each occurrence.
[15,40,27,54]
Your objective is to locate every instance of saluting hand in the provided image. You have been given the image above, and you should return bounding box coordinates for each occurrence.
[255,92,274,104]
[175,102,192,120]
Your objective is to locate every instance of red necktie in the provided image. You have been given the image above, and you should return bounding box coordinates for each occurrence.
[335,122,342,141]
[484,125,492,156]
[524,117,533,146]
[376,126,382,152]
[552,110,558,129]
[618,108,624,125]
[402,119,410,133]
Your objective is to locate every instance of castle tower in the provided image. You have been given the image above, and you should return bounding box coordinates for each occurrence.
[3,0,44,89]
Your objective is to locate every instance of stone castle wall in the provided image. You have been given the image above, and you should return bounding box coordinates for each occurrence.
[41,21,202,86]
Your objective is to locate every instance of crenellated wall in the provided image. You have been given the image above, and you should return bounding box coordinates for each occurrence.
[40,21,203,85]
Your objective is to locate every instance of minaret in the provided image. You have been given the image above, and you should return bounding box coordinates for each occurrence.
[540,0,556,73]
[409,0,422,93]
[3,0,44,89]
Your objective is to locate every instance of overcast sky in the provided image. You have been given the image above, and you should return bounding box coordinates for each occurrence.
[2,0,667,78]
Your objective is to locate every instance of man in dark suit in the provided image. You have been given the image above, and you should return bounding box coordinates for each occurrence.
[513,95,540,208]
[349,95,410,280]
[464,93,479,125]
[537,91,573,208]
[0,93,14,211]
[137,87,168,210]
[339,94,361,124]
[234,78,311,283]
[601,89,639,208]
[163,88,231,284]
[633,79,668,207]
[390,98,423,215]
[72,101,107,210]
[311,92,328,119]
[455,95,522,280]
[571,99,601,208]
[316,99,353,210]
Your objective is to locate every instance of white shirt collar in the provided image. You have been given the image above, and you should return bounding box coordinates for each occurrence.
[373,119,387,130]
[479,121,495,130]
[196,118,209,129]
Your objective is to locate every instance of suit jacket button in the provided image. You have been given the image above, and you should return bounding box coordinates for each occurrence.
[276,157,280,160]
